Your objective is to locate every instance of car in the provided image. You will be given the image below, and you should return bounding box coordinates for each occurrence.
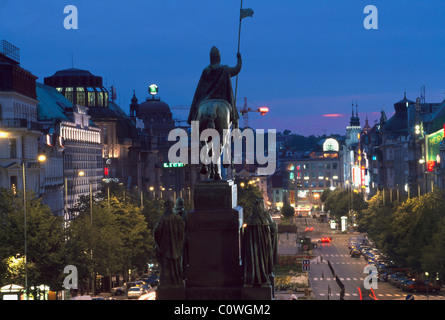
[141,274,159,287]
[396,276,412,288]
[111,286,125,296]
[320,236,332,243]
[401,279,415,291]
[127,286,145,299]
[378,270,393,282]
[404,280,442,293]
[389,273,407,286]
[351,249,361,258]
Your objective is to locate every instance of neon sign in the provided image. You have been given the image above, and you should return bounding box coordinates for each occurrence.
[163,162,185,168]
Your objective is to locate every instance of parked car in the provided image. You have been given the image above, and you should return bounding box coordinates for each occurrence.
[111,285,125,296]
[404,280,442,293]
[351,249,361,258]
[396,277,412,288]
[401,279,415,291]
[389,272,406,285]
[141,274,159,287]
[378,270,393,282]
[127,286,145,299]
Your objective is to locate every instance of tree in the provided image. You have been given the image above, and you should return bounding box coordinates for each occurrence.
[0,188,66,296]
[236,177,264,220]
[323,188,366,219]
[281,200,295,218]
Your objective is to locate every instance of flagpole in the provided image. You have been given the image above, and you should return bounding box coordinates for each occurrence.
[234,0,243,112]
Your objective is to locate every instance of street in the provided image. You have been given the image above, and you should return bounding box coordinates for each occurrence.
[278,216,445,300]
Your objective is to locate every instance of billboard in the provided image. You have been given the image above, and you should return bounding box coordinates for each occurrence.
[425,129,444,171]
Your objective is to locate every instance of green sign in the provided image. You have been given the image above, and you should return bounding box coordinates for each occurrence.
[163,162,184,168]
[148,84,158,95]
[426,129,443,162]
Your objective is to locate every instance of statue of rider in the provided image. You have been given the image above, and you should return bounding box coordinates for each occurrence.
[187,46,242,128]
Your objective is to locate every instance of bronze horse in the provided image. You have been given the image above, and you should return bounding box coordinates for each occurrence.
[196,99,232,180]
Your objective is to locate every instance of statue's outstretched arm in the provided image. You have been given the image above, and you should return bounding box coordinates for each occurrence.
[230,52,242,77]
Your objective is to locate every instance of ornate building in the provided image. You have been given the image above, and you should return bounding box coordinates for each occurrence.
[36,82,102,220]
[0,44,45,206]
[130,89,186,201]
[44,68,155,192]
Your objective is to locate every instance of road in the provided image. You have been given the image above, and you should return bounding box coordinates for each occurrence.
[279,216,444,300]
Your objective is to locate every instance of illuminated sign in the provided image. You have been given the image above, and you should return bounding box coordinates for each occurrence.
[426,129,444,169]
[163,162,185,168]
[427,161,436,172]
[148,84,158,96]
[323,138,339,152]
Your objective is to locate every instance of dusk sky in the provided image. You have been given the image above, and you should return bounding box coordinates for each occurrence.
[2,1,445,136]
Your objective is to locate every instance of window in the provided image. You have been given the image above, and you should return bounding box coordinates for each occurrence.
[9,138,17,158]
[87,88,95,106]
[96,89,103,107]
[10,176,17,194]
[65,87,74,103]
[76,87,85,106]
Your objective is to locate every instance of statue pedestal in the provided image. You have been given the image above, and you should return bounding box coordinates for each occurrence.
[157,179,273,300]
[186,180,243,291]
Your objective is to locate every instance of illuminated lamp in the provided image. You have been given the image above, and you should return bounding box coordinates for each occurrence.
[104,167,109,176]
[427,161,436,172]
[258,107,269,115]
[37,155,47,162]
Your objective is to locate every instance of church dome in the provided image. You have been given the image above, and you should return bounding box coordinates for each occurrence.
[137,97,172,116]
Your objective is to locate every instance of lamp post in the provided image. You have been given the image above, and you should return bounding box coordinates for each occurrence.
[22,154,47,299]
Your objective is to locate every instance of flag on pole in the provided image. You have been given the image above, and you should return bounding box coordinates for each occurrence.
[240,8,254,20]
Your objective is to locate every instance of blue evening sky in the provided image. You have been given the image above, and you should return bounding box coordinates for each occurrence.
[2,0,445,136]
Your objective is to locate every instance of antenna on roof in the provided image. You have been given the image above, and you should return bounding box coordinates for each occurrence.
[420,85,425,104]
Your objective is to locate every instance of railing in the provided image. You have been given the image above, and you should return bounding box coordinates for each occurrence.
[0,118,42,131]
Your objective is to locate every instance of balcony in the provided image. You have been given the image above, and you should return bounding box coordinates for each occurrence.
[0,118,42,132]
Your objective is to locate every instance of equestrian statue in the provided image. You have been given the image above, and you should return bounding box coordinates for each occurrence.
[187,46,242,180]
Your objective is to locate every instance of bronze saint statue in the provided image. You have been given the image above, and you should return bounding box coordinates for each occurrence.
[187,46,241,127]
[173,198,188,279]
[187,46,242,180]
[153,200,185,288]
[243,198,275,287]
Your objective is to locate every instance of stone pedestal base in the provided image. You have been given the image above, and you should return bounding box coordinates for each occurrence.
[186,180,243,299]
[156,180,273,300]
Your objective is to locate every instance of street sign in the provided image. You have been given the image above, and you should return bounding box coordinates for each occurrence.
[302,259,310,272]
[406,294,415,300]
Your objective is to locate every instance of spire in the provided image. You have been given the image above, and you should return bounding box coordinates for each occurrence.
[130,90,138,120]
[349,100,360,127]
[363,116,371,133]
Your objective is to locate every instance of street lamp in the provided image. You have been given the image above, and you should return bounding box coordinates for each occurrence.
[23,154,47,299]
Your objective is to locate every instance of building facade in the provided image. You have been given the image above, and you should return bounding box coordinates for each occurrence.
[0,47,45,204]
